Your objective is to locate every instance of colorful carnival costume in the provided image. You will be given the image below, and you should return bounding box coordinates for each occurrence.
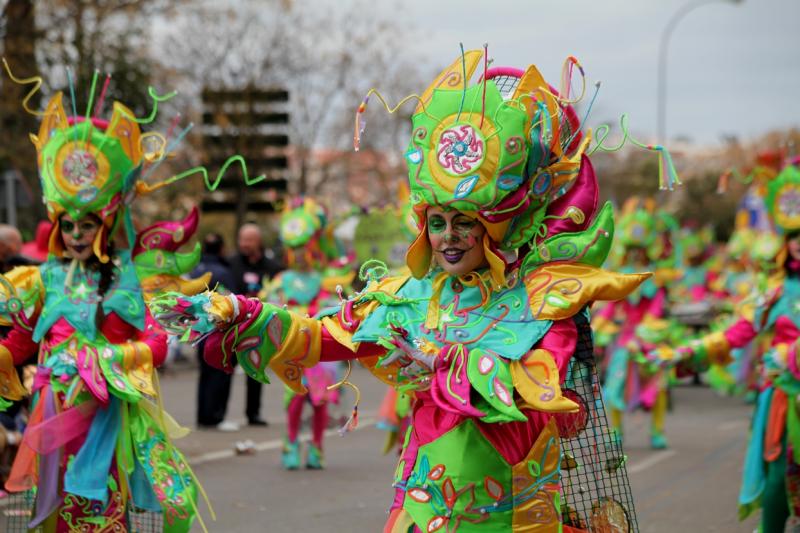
[264,197,354,470]
[672,226,717,304]
[152,51,662,531]
[673,163,800,532]
[593,199,683,449]
[0,87,211,532]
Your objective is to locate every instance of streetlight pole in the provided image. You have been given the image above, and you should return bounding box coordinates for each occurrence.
[656,0,743,144]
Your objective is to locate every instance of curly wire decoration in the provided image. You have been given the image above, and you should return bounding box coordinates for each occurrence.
[479,43,489,127]
[2,57,47,116]
[139,131,168,163]
[589,113,682,191]
[353,89,440,152]
[121,86,178,125]
[66,67,79,142]
[456,42,468,122]
[358,259,389,283]
[93,72,112,117]
[138,153,267,195]
[537,56,587,107]
[563,80,601,150]
[139,122,194,182]
[82,69,100,145]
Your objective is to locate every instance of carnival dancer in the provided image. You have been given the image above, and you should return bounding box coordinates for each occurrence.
[672,226,717,304]
[705,228,782,398]
[592,198,685,449]
[263,197,354,470]
[152,50,665,531]
[705,157,785,399]
[0,81,213,531]
[664,162,800,532]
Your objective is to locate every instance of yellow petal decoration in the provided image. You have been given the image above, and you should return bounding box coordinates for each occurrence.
[106,101,143,165]
[139,273,212,302]
[268,316,322,393]
[511,349,578,413]
[385,508,417,533]
[424,272,449,330]
[512,418,562,531]
[120,341,156,396]
[414,49,483,115]
[32,92,69,154]
[406,221,432,280]
[321,275,410,352]
[524,263,651,320]
[0,266,44,326]
[0,345,26,401]
[702,330,732,366]
[358,353,396,387]
[482,233,508,289]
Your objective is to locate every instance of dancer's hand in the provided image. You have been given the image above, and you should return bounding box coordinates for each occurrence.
[149,291,238,338]
[379,325,437,371]
[643,344,694,369]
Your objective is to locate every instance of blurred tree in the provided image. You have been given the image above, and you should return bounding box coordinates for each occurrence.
[35,0,174,117]
[0,0,42,224]
[158,0,423,199]
[0,0,177,229]
[674,170,740,242]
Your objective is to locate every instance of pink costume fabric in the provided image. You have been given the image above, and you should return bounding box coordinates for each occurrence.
[318,319,576,512]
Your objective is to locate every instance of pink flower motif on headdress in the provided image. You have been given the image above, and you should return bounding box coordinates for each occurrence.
[437,124,484,176]
[778,186,800,220]
[62,149,99,187]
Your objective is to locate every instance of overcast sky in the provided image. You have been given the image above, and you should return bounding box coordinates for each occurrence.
[363,0,798,146]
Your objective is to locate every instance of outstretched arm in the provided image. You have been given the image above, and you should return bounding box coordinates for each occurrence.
[649,315,758,370]
[150,291,381,393]
[690,317,757,366]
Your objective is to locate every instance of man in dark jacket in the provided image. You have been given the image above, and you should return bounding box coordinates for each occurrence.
[192,233,240,430]
[227,223,282,426]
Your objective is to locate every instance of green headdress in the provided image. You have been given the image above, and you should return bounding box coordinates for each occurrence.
[354,50,595,285]
[765,164,800,233]
[353,47,678,285]
[616,197,657,250]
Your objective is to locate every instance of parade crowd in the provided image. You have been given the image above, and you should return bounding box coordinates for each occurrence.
[0,47,797,533]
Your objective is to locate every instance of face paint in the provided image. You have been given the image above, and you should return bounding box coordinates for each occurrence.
[427,206,488,276]
[788,234,800,261]
[60,214,101,261]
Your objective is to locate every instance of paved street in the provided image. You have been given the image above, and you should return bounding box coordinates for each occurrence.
[156,362,759,532]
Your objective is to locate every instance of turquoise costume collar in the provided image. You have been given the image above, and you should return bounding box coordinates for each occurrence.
[33,251,145,342]
[353,270,551,361]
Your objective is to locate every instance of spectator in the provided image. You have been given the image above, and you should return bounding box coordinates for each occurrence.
[228,223,282,426]
[0,224,34,273]
[192,233,240,431]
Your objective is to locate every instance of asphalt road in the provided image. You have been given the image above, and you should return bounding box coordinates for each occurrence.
[155,361,760,533]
